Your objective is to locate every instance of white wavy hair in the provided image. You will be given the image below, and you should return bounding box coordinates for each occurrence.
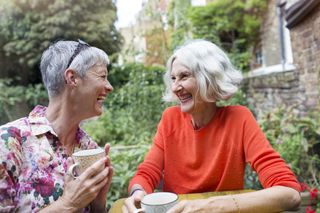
[163,39,243,102]
[40,40,109,97]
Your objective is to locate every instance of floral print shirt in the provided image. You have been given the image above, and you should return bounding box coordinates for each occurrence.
[0,105,98,213]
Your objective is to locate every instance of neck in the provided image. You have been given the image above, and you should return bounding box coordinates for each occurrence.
[191,102,217,130]
[46,95,80,148]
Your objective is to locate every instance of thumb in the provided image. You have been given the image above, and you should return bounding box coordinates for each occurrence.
[133,190,145,202]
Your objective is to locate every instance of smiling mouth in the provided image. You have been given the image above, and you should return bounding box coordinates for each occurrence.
[179,94,192,103]
[97,96,106,104]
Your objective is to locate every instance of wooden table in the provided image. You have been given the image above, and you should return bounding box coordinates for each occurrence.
[109,190,254,213]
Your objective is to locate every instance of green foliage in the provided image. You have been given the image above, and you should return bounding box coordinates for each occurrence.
[217,89,251,108]
[0,0,122,85]
[186,0,267,71]
[167,0,192,51]
[107,145,150,209]
[84,63,168,145]
[0,79,48,124]
[83,63,170,207]
[259,106,320,188]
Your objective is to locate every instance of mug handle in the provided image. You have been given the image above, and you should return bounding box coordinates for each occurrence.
[67,163,80,178]
[133,208,145,213]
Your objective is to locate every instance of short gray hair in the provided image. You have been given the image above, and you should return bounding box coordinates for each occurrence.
[40,40,109,97]
[163,39,243,102]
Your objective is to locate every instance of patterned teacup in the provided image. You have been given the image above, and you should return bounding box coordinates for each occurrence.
[134,192,178,213]
[68,148,105,178]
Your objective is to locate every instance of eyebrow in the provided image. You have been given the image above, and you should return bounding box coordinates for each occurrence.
[171,70,192,76]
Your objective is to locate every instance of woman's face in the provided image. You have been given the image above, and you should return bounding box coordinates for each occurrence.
[76,65,113,118]
[170,59,204,114]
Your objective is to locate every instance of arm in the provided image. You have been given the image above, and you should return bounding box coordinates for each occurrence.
[128,129,165,194]
[168,186,300,213]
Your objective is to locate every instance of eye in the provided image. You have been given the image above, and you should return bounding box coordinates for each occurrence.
[170,76,176,81]
[181,73,190,80]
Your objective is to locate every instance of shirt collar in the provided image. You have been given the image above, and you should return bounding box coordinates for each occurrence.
[29,105,58,137]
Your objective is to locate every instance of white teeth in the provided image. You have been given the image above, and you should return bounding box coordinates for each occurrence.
[179,95,192,102]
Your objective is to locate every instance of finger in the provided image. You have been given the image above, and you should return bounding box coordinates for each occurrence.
[124,196,139,212]
[104,143,110,155]
[105,156,111,167]
[65,157,75,183]
[105,166,114,191]
[122,205,129,213]
[93,167,110,185]
[167,201,185,213]
[133,190,145,203]
[81,157,106,179]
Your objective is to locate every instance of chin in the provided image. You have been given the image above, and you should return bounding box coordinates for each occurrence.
[179,104,193,114]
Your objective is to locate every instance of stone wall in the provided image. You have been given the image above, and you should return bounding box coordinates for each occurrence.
[244,70,303,118]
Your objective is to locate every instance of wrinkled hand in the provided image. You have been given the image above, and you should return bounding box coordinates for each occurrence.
[122,190,146,213]
[91,144,114,212]
[61,152,111,211]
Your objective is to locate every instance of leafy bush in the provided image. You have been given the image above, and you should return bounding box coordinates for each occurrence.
[0,79,48,124]
[259,106,320,188]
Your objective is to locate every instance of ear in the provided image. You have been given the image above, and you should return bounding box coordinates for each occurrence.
[64,69,78,86]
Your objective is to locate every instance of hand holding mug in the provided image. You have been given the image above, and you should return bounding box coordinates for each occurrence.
[61,154,110,211]
[134,192,178,213]
[60,146,111,211]
[123,191,178,213]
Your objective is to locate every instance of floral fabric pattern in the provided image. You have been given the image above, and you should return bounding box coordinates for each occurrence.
[0,105,98,213]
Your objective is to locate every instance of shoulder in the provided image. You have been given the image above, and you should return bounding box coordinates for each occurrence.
[0,117,29,141]
[221,105,254,117]
[161,105,185,122]
[162,105,182,116]
[157,105,186,134]
[218,105,256,124]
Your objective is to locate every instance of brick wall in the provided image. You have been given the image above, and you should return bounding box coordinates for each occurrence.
[289,4,320,109]
[245,0,319,117]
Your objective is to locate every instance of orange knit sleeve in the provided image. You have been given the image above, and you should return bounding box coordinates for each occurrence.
[242,108,301,192]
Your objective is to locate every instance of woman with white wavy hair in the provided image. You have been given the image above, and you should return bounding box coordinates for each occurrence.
[123,39,301,213]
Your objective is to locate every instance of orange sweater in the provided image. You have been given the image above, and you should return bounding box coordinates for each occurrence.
[129,105,301,194]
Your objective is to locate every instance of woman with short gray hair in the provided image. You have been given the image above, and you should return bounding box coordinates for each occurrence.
[124,39,301,213]
[0,40,113,213]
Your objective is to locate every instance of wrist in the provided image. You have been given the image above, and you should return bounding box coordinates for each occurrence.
[130,188,145,196]
[59,196,78,213]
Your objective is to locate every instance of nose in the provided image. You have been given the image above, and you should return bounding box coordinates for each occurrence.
[171,80,181,93]
[105,80,113,92]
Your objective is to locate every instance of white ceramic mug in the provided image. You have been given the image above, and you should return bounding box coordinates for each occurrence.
[68,148,105,178]
[134,192,178,213]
